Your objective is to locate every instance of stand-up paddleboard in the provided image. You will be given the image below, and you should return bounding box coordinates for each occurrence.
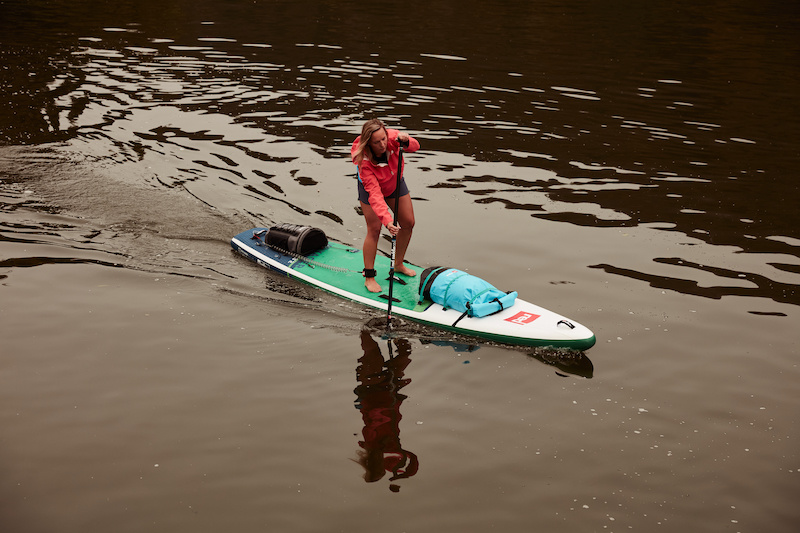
[231,227,596,350]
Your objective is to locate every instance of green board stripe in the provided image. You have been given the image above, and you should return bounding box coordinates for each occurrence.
[291,242,429,312]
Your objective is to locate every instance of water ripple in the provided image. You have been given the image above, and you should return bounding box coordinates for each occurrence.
[1,15,793,290]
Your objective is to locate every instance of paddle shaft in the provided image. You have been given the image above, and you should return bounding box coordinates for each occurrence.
[386,145,404,329]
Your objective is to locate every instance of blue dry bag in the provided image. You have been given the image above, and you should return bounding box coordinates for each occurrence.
[418,267,517,326]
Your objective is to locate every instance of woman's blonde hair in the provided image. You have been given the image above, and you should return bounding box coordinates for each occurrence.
[353,118,387,167]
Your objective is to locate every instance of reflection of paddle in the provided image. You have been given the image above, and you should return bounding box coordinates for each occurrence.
[386,145,403,330]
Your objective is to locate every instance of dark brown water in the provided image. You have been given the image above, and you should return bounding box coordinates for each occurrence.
[1,1,798,532]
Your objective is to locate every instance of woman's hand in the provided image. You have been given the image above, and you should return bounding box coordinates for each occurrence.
[387,222,401,236]
[396,131,409,144]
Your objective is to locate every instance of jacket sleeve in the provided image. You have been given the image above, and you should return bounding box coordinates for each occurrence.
[360,166,394,227]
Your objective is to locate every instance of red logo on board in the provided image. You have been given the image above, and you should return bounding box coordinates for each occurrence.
[505,312,540,325]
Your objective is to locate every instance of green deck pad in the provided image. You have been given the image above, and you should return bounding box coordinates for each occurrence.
[290,242,430,312]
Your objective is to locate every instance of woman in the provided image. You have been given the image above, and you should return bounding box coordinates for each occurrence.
[351,119,420,293]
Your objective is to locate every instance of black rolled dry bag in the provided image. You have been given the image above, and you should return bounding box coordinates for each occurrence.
[266,223,328,255]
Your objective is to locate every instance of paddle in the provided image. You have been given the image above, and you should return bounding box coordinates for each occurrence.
[386,144,404,330]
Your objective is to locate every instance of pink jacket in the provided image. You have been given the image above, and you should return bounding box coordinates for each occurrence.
[351,128,420,226]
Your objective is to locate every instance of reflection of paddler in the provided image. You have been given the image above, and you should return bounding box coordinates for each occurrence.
[353,329,419,489]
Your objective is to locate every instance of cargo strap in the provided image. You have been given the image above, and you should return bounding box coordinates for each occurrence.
[451,293,508,328]
[418,267,449,304]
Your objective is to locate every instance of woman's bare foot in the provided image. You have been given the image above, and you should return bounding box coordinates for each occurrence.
[396,264,417,277]
[365,277,382,293]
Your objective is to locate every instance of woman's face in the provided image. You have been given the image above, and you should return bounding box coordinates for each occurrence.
[369,127,388,157]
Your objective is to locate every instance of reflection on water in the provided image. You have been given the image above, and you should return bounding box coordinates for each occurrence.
[1,0,797,320]
[353,329,418,492]
[1,0,797,312]
[591,257,800,307]
[529,348,594,379]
